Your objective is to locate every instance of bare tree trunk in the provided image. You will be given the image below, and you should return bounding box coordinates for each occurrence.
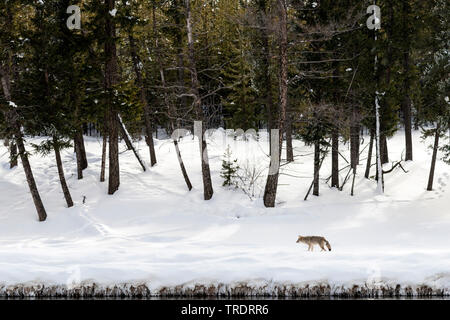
[53,136,73,208]
[117,114,146,172]
[9,139,17,168]
[401,0,413,161]
[100,133,107,182]
[74,128,84,180]
[331,128,339,188]
[105,0,119,195]
[174,139,193,190]
[1,67,47,221]
[186,0,213,200]
[286,114,294,162]
[127,29,157,166]
[381,134,389,164]
[350,108,360,169]
[263,0,287,207]
[365,130,374,179]
[313,141,320,196]
[402,50,413,161]
[74,127,87,170]
[156,47,193,191]
[427,122,440,191]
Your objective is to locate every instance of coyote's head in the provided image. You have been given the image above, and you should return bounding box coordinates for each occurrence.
[296,236,304,243]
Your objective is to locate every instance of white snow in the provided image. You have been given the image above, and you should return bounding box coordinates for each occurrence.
[109,9,117,17]
[0,129,449,295]
[8,101,17,108]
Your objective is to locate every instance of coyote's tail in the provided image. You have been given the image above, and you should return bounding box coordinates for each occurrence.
[325,240,331,251]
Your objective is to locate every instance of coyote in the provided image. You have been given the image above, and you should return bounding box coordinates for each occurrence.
[296,236,331,251]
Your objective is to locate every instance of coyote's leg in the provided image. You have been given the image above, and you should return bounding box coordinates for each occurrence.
[320,242,326,251]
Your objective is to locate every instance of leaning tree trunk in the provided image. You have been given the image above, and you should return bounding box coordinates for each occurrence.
[1,66,47,221]
[157,52,193,191]
[117,114,147,172]
[313,140,320,196]
[263,0,287,207]
[105,0,120,195]
[365,130,374,179]
[427,122,440,191]
[186,0,213,200]
[53,136,73,208]
[331,128,339,188]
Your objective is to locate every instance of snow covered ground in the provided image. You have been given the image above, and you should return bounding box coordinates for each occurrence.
[0,129,449,297]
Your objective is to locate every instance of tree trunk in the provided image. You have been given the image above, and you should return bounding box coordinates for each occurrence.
[174,139,193,190]
[100,133,107,182]
[105,0,120,195]
[331,128,339,188]
[427,122,440,191]
[365,130,374,179]
[313,141,320,196]
[1,66,47,221]
[350,107,360,169]
[117,114,146,172]
[381,134,389,164]
[286,113,294,162]
[401,0,413,161]
[263,0,287,207]
[53,136,73,208]
[74,128,85,180]
[9,139,17,168]
[127,30,157,167]
[186,0,213,200]
[402,50,413,161]
[157,46,193,191]
[74,128,87,170]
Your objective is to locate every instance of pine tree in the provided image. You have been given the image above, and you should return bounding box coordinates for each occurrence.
[220,145,239,187]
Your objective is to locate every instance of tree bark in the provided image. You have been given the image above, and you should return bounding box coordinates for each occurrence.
[74,127,86,179]
[105,0,120,195]
[402,50,413,161]
[331,128,339,188]
[174,139,193,190]
[350,107,361,169]
[427,122,440,191]
[128,31,157,167]
[100,133,107,182]
[9,139,17,168]
[401,0,413,161]
[117,114,146,172]
[313,141,320,196]
[263,0,287,207]
[381,134,389,164]
[365,130,374,179]
[1,66,47,221]
[286,113,294,162]
[53,136,73,208]
[74,128,87,170]
[186,0,213,200]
